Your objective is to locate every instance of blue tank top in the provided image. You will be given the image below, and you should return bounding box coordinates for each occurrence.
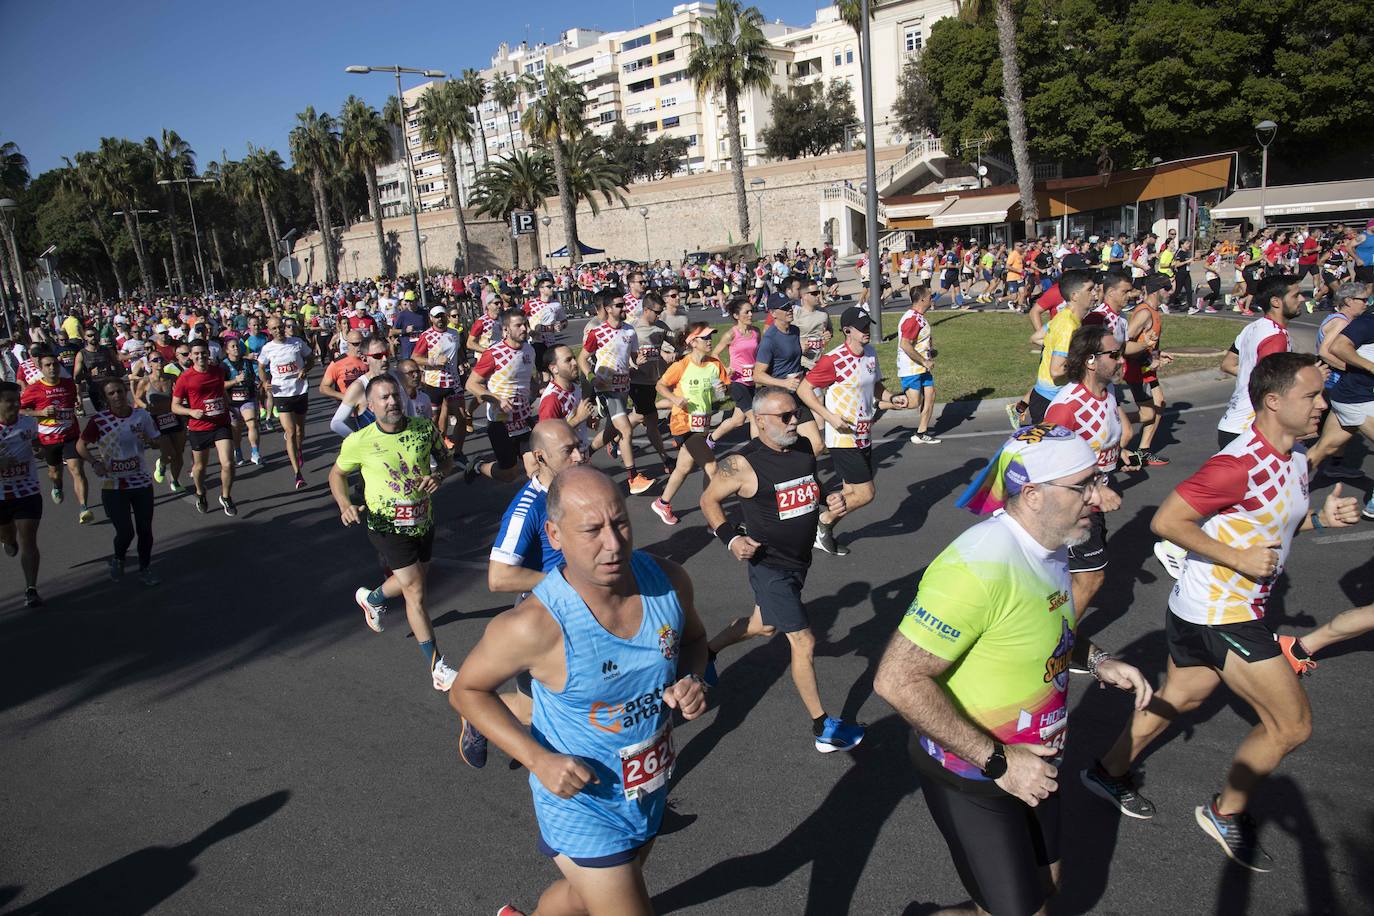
[529,550,684,858]
[1317,313,1348,389]
[1356,232,1374,270]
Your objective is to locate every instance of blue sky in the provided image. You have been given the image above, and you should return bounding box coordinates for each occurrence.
[3,0,828,178]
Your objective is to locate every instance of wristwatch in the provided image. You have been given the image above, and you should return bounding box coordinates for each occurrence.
[980,741,1008,779]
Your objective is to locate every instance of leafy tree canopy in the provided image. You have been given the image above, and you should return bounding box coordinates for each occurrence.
[760,79,858,160]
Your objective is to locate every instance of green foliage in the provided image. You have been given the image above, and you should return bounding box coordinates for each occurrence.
[601,122,691,180]
[760,80,857,160]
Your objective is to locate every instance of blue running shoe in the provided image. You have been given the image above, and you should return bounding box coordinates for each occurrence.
[1195,795,1272,872]
[1363,494,1374,520]
[703,653,719,688]
[815,716,864,753]
[459,717,488,769]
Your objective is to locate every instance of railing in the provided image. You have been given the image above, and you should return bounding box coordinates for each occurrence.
[821,185,888,221]
[874,137,945,191]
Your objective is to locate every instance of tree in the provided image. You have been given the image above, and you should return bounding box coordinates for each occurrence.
[289,105,341,283]
[686,0,773,240]
[62,154,127,296]
[761,80,857,159]
[236,145,287,268]
[0,141,30,307]
[418,80,474,269]
[341,95,394,278]
[522,66,588,265]
[459,69,491,167]
[564,135,630,215]
[893,56,936,139]
[471,150,554,267]
[490,73,521,155]
[90,137,157,295]
[145,129,196,293]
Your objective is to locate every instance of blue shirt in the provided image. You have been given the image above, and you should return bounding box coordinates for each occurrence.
[395,310,427,360]
[1330,313,1374,405]
[490,477,561,573]
[244,333,268,356]
[756,325,802,381]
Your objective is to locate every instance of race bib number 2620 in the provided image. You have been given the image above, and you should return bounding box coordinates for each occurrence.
[619,725,674,801]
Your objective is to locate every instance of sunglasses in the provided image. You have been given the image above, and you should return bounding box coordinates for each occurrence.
[1095,349,1123,360]
[148,357,164,364]
[757,410,799,423]
[367,352,388,360]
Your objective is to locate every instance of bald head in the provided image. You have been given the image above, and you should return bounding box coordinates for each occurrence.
[547,466,622,523]
[531,418,586,478]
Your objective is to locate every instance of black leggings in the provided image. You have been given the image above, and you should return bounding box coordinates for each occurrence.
[1204,277,1222,306]
[102,486,155,569]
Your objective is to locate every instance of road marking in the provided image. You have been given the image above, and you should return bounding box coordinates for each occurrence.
[893,402,1231,441]
[1312,530,1374,545]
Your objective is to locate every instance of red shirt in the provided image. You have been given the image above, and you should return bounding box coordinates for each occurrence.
[20,378,80,445]
[1037,284,1064,317]
[172,366,230,431]
[323,355,368,395]
[348,313,378,334]
[1299,237,1319,266]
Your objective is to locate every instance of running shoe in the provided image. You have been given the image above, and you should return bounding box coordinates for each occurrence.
[814,524,850,557]
[24,586,43,608]
[1276,635,1316,677]
[219,495,238,518]
[459,717,488,769]
[51,487,63,505]
[651,498,679,526]
[233,448,245,467]
[627,473,657,496]
[169,480,185,494]
[909,431,942,444]
[1004,402,1025,431]
[195,493,208,514]
[495,907,527,916]
[294,473,306,491]
[431,655,459,691]
[1195,796,1273,872]
[139,567,161,587]
[1363,494,1374,520]
[464,460,481,485]
[78,507,94,525]
[1153,539,1187,579]
[1143,451,1170,467]
[354,587,385,633]
[108,557,125,580]
[153,458,165,483]
[815,717,865,753]
[1080,761,1156,819]
[250,449,262,466]
[1204,305,1218,313]
[704,435,717,450]
[1187,306,1201,315]
[2,540,16,557]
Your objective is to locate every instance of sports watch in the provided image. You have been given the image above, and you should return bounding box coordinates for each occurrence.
[981,741,1008,779]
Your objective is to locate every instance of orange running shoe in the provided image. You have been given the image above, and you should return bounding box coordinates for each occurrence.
[1276,635,1316,677]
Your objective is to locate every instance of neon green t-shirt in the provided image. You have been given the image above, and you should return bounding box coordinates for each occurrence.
[898,511,1076,784]
[1034,308,1081,400]
[336,416,446,536]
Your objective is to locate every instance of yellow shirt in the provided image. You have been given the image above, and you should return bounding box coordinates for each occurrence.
[1006,251,1025,282]
[1034,309,1081,399]
[61,315,82,339]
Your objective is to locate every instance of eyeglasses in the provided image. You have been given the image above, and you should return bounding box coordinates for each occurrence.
[367,352,388,360]
[148,357,164,364]
[1039,474,1108,500]
[1095,348,1123,360]
[757,410,799,423]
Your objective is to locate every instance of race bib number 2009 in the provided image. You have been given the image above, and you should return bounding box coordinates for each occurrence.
[774,474,819,520]
[619,724,675,801]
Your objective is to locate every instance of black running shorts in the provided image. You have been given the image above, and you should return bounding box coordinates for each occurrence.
[830,446,874,486]
[367,526,435,571]
[187,426,231,452]
[1166,609,1281,670]
[747,562,809,634]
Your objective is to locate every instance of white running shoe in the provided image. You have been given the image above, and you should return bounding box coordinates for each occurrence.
[354,587,384,633]
[1153,540,1187,579]
[432,656,459,691]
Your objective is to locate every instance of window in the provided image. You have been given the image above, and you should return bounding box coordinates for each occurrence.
[509,111,520,124]
[904,27,922,53]
[621,34,650,51]
[662,115,680,128]
[833,49,842,67]
[599,110,617,124]
[845,47,854,64]
[660,70,686,85]
[655,27,673,40]
[625,102,642,115]
[628,78,654,93]
[623,56,653,73]
[656,49,675,64]
[660,96,677,109]
[686,134,697,148]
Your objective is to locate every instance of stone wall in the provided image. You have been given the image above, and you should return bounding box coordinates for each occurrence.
[294,146,906,281]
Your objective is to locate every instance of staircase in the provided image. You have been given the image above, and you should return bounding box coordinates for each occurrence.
[821,184,889,222]
[874,138,947,195]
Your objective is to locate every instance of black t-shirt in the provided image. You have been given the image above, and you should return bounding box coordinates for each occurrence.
[1061,252,1091,271]
[737,437,821,570]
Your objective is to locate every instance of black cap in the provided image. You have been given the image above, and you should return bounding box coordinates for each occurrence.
[840,306,871,331]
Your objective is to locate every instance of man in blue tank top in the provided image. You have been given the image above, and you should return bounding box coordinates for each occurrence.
[453,467,709,916]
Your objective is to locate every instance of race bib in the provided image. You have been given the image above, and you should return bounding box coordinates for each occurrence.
[735,364,754,383]
[203,397,225,417]
[853,418,871,446]
[1,463,26,479]
[229,387,251,403]
[611,371,630,390]
[619,724,675,801]
[156,412,179,431]
[109,456,140,475]
[393,497,428,528]
[639,344,660,363]
[273,361,299,378]
[774,474,819,520]
[688,412,709,434]
[503,395,529,435]
[803,335,823,356]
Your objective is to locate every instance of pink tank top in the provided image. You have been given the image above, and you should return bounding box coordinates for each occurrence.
[728,326,759,384]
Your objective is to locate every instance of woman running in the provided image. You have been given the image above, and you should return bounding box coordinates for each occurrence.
[650,323,730,526]
[711,297,760,443]
[77,378,160,585]
[136,356,187,493]
[222,337,262,467]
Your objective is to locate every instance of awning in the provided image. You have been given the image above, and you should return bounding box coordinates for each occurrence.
[1210,179,1374,220]
[547,241,606,258]
[884,197,955,230]
[932,192,1021,228]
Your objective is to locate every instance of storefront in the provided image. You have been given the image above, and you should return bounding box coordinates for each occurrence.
[1209,178,1374,233]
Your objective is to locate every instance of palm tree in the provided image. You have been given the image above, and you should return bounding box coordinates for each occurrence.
[236,144,287,268]
[490,73,521,156]
[957,0,1037,234]
[522,66,588,265]
[341,95,395,278]
[63,153,128,297]
[471,150,555,267]
[289,105,341,283]
[686,0,773,241]
[564,135,630,216]
[0,141,30,309]
[145,129,197,294]
[418,80,474,269]
[383,95,406,161]
[90,137,156,295]
[459,69,491,168]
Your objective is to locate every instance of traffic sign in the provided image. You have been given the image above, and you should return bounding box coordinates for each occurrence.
[277,256,302,280]
[511,211,536,236]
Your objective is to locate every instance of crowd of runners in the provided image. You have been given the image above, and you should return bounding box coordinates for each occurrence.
[3,218,1374,915]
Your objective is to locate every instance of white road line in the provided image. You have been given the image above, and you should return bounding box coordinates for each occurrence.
[1312,530,1374,545]
[891,402,1232,441]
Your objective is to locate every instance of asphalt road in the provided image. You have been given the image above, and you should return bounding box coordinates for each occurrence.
[2,304,1372,916]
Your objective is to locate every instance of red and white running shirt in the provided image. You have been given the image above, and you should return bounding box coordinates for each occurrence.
[472,340,535,435]
[1218,318,1292,434]
[0,415,41,500]
[413,327,462,390]
[582,322,636,394]
[1045,382,1122,472]
[80,408,160,490]
[896,308,931,378]
[806,343,879,449]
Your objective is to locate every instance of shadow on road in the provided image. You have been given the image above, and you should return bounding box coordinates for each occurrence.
[7,790,289,915]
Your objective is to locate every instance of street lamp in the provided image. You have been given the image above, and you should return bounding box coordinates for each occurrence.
[858,0,883,338]
[639,207,650,261]
[0,197,28,324]
[347,65,447,309]
[541,215,552,264]
[158,176,217,297]
[352,250,361,281]
[1255,119,1278,230]
[750,178,765,255]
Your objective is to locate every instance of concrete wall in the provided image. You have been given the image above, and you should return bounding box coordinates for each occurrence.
[298,146,906,280]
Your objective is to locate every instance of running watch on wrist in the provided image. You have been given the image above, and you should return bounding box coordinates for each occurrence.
[981,741,1008,779]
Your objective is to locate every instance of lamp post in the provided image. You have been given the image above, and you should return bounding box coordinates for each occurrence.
[158,176,217,297]
[541,215,552,265]
[419,234,429,268]
[0,197,28,325]
[112,208,159,295]
[859,0,883,338]
[1254,120,1278,230]
[347,64,447,310]
[749,178,766,255]
[352,250,361,281]
[639,207,650,261]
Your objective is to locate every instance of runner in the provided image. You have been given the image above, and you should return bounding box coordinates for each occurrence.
[258,317,315,490]
[626,292,675,478]
[650,323,729,525]
[1084,352,1360,871]
[753,293,825,455]
[222,337,262,467]
[396,359,434,420]
[452,466,709,916]
[874,424,1150,916]
[798,307,909,556]
[76,378,161,584]
[19,347,94,524]
[1216,274,1300,450]
[709,298,760,444]
[1026,270,1098,424]
[332,373,457,692]
[1305,281,1374,499]
[329,338,412,436]
[467,308,538,485]
[413,306,465,456]
[136,354,187,493]
[171,340,238,517]
[72,326,125,415]
[1121,274,1174,467]
[523,275,568,375]
[537,345,597,446]
[318,330,368,401]
[0,380,44,607]
[897,284,940,444]
[578,290,656,494]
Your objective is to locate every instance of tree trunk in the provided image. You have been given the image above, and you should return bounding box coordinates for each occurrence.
[86,208,126,297]
[508,220,520,270]
[726,89,751,241]
[551,138,579,266]
[366,163,390,278]
[475,109,490,167]
[995,0,1039,237]
[165,189,188,294]
[312,169,338,283]
[529,221,541,267]
[505,108,516,154]
[124,211,154,295]
[258,192,281,266]
[442,148,470,269]
[210,227,228,286]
